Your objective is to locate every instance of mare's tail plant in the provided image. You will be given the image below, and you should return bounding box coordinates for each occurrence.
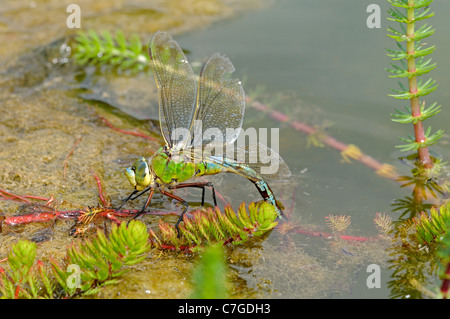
[190,244,228,299]
[386,0,444,218]
[0,220,150,299]
[386,0,442,168]
[73,30,150,73]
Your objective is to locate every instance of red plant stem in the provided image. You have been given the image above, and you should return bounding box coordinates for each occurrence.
[20,195,51,201]
[14,285,20,299]
[0,189,31,203]
[103,211,122,225]
[63,137,82,179]
[246,97,400,180]
[406,3,433,169]
[2,208,183,226]
[4,212,56,226]
[93,173,109,206]
[441,262,450,299]
[98,115,157,141]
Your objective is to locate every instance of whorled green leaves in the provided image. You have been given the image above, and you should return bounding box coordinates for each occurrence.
[386,0,442,154]
[150,202,279,251]
[0,220,151,299]
[73,30,150,73]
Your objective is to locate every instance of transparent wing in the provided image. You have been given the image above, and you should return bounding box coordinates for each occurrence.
[149,31,196,149]
[190,53,245,147]
[184,142,291,180]
[233,143,291,179]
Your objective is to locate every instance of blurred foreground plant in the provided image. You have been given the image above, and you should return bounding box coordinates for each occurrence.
[190,244,228,299]
[150,202,278,252]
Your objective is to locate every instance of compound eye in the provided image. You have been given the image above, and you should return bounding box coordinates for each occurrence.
[134,160,148,178]
[125,167,137,187]
[134,159,151,187]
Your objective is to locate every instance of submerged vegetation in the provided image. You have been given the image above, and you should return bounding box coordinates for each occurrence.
[150,202,279,252]
[386,0,450,298]
[386,0,442,166]
[0,221,150,298]
[73,30,150,74]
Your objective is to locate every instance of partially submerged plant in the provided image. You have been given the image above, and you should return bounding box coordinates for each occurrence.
[374,212,393,236]
[150,202,278,251]
[386,0,447,228]
[397,202,450,246]
[436,219,450,299]
[325,214,351,233]
[386,0,442,168]
[0,220,150,298]
[73,30,150,73]
[0,240,52,299]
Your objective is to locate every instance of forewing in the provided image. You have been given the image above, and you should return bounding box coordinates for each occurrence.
[190,53,245,147]
[149,31,196,149]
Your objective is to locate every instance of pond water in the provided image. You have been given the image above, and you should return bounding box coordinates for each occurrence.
[1,0,449,299]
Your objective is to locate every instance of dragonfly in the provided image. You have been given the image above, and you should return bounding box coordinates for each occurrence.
[120,31,290,235]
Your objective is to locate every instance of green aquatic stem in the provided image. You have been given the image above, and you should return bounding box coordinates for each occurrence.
[387,0,441,168]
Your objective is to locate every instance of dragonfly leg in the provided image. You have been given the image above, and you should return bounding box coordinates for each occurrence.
[118,186,153,210]
[128,188,155,224]
[117,190,138,209]
[130,187,153,201]
[168,182,217,207]
[160,189,189,238]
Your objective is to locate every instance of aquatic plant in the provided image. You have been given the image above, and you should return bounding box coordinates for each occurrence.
[325,214,351,233]
[386,0,447,226]
[149,202,278,251]
[0,220,150,298]
[73,30,150,73]
[373,212,393,236]
[386,0,442,168]
[397,202,450,247]
[388,203,450,299]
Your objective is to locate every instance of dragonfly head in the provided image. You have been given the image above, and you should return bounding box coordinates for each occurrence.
[125,157,154,191]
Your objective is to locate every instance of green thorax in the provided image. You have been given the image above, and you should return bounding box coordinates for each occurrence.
[150,147,224,185]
